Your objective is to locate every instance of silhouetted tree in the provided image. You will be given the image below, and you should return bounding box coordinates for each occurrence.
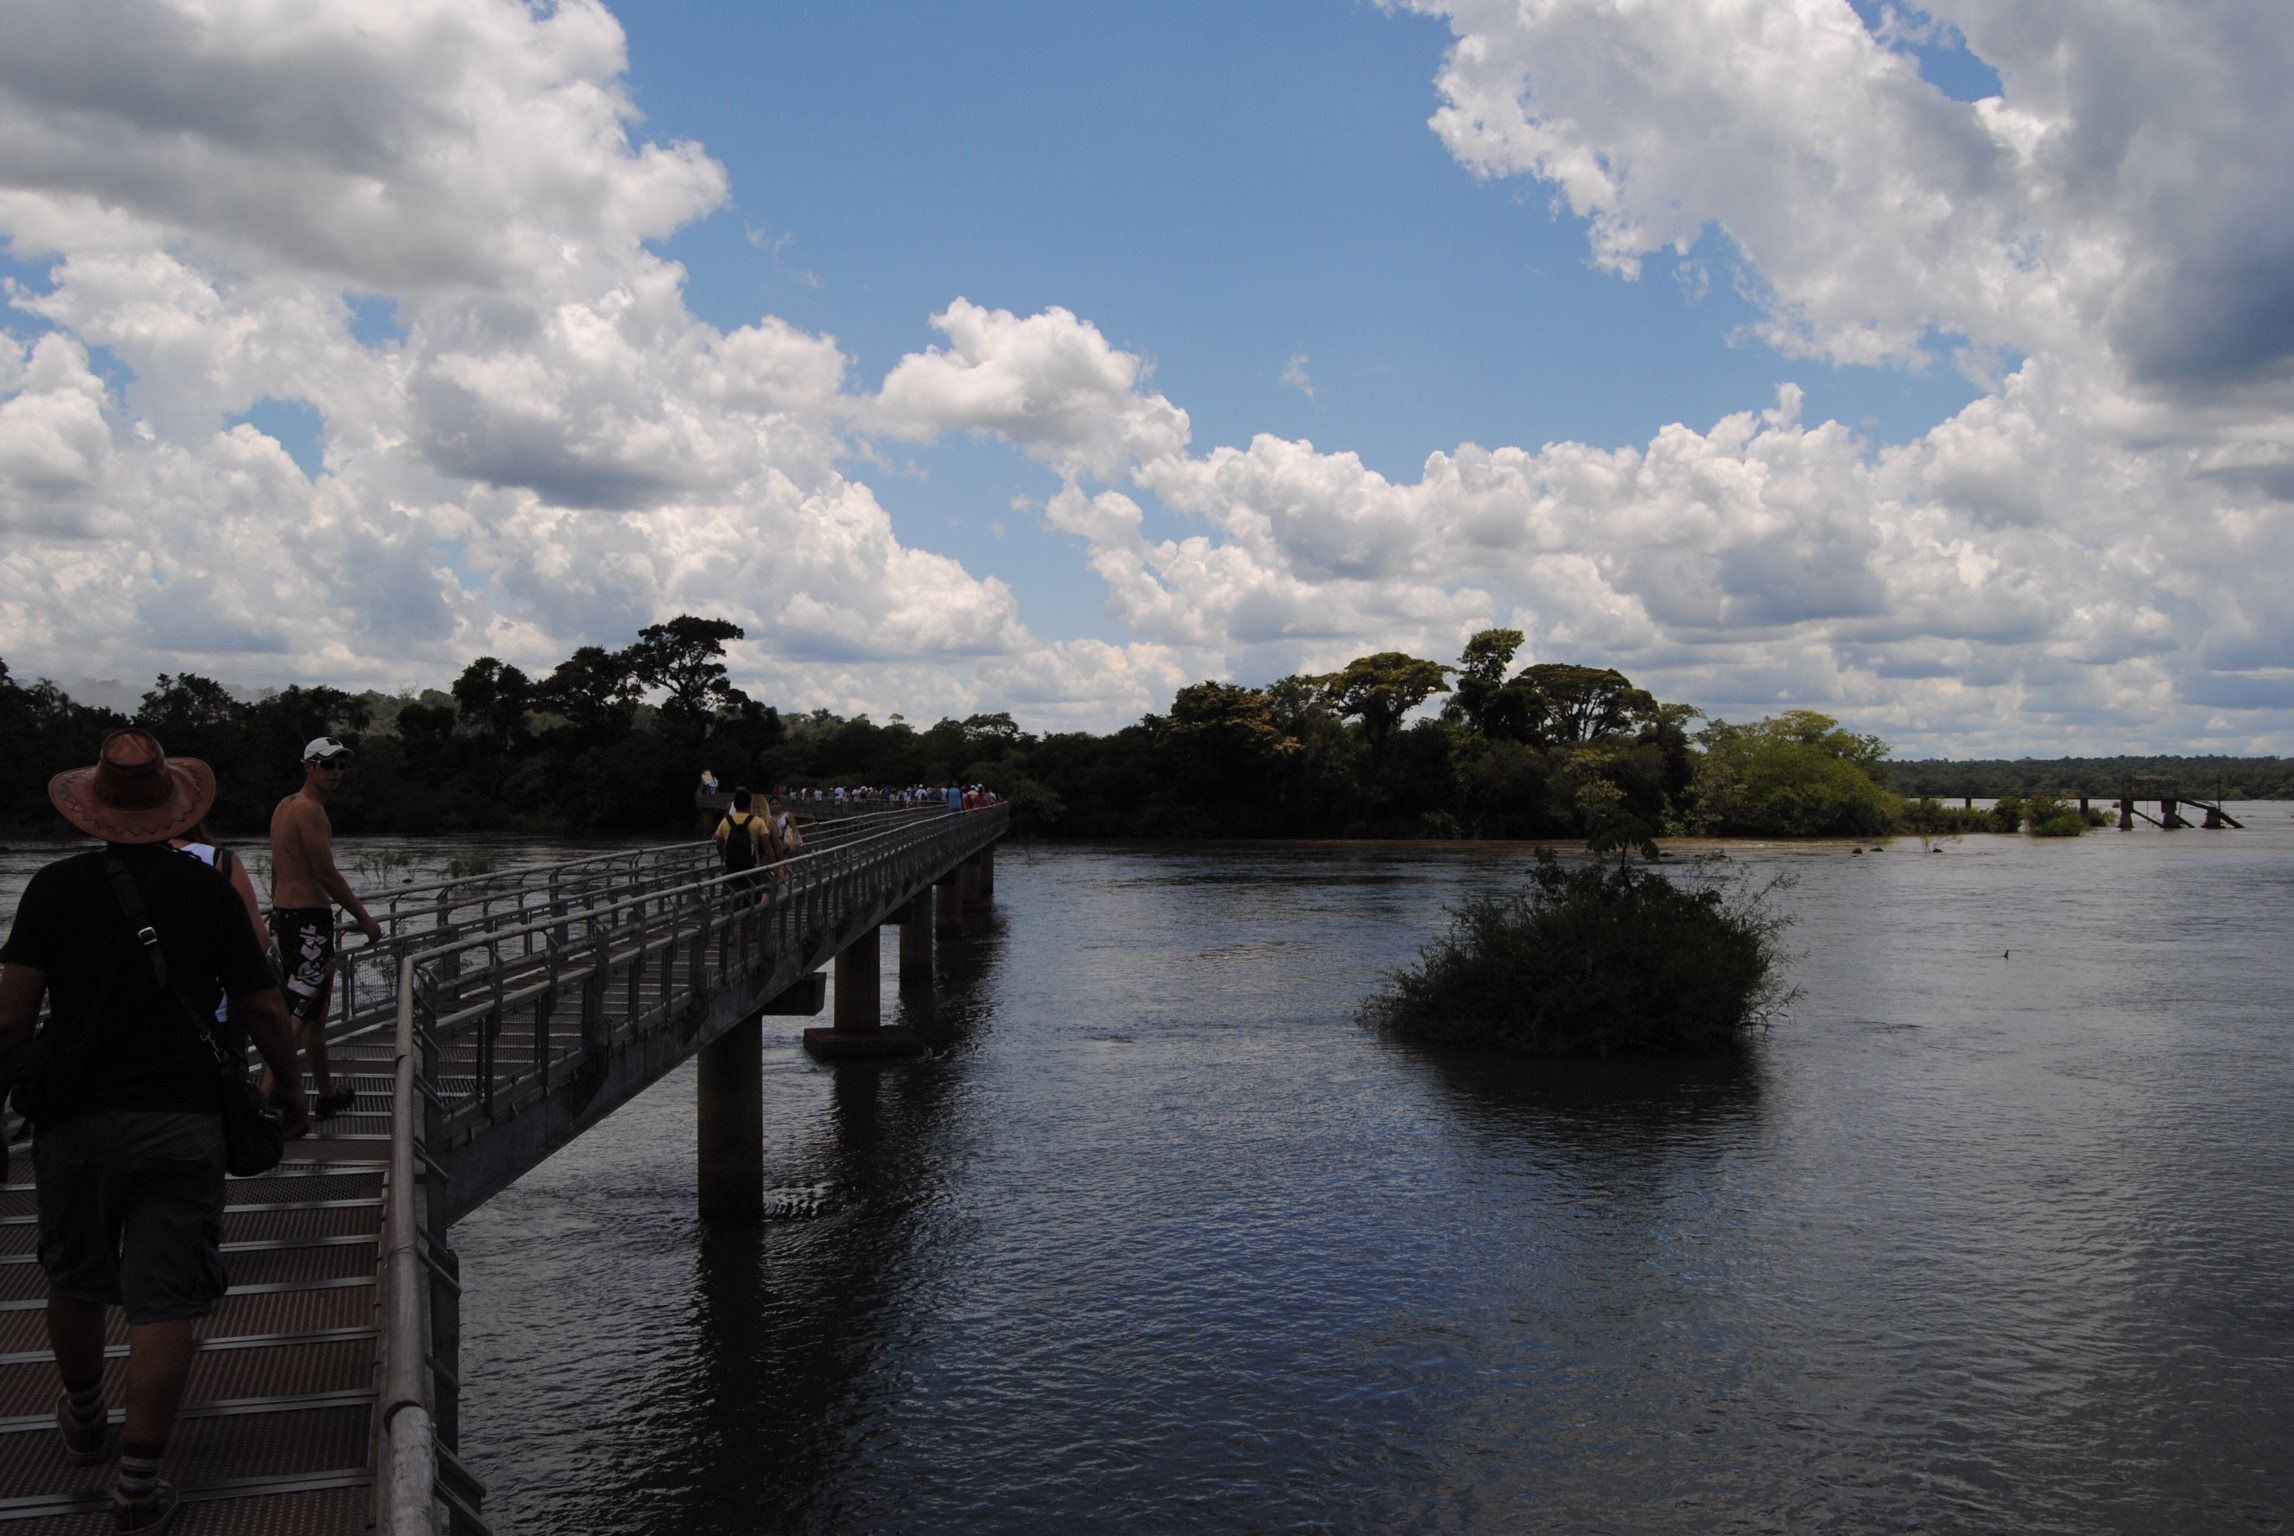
[136,673,246,741]
[1444,628,1529,739]
[1316,652,1452,752]
[1514,664,1656,746]
[535,645,639,742]
[451,658,534,751]
[628,616,743,733]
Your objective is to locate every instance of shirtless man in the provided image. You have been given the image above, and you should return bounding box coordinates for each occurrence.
[267,737,382,1119]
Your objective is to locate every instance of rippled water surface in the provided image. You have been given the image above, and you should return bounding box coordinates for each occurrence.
[14,822,2292,1531]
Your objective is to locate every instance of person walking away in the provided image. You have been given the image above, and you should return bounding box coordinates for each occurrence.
[0,730,310,1532]
[168,820,276,1021]
[760,795,801,901]
[266,737,381,1120]
[767,795,802,856]
[715,788,768,903]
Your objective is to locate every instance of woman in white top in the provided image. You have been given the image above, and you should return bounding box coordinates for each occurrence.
[170,818,279,1020]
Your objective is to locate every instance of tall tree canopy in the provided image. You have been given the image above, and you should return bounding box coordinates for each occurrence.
[536,646,640,740]
[451,658,534,750]
[628,616,745,731]
[1316,652,1452,751]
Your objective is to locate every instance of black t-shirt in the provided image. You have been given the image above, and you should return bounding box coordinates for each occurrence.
[1,843,274,1117]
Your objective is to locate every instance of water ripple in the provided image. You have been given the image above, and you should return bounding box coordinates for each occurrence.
[451,834,2294,1533]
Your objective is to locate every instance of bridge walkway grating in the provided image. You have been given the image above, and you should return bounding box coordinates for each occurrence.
[0,803,1003,1533]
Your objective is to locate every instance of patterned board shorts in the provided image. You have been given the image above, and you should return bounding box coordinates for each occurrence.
[268,906,335,1025]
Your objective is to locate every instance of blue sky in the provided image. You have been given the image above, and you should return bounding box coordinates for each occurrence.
[2,2,2291,752]
[613,0,1984,637]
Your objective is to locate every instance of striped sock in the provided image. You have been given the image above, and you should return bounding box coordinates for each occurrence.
[115,1444,162,1503]
[61,1377,103,1425]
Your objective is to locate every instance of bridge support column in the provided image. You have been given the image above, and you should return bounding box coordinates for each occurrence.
[897,891,933,990]
[2119,797,2133,830]
[836,926,880,1033]
[697,1012,764,1218]
[935,868,964,935]
[975,847,994,902]
[2162,796,2182,829]
[805,924,922,1058]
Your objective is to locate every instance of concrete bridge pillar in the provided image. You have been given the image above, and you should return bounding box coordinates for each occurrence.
[805,924,922,1058]
[2119,797,2133,830]
[935,867,964,934]
[896,890,933,989]
[975,847,994,902]
[697,1011,764,1217]
[835,924,881,1033]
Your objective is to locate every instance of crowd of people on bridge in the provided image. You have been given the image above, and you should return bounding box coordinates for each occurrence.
[706,777,1001,892]
[772,782,1002,811]
[699,774,1001,819]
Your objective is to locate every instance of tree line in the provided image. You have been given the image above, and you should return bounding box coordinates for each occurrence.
[3,620,2282,846]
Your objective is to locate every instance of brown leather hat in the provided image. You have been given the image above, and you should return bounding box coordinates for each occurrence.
[47,729,217,845]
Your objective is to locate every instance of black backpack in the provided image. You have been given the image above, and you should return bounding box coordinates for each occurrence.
[720,813,759,873]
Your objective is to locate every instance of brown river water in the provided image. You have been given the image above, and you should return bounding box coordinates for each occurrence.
[5,819,2291,1532]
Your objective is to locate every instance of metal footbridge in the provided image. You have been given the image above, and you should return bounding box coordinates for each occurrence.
[0,802,1007,1533]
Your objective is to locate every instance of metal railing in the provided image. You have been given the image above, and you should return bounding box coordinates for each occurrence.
[327,804,949,1048]
[372,803,1005,1532]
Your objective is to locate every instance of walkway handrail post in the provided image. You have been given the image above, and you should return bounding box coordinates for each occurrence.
[375,951,438,1534]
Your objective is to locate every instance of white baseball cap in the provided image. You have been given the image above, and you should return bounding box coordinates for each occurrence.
[303,736,354,763]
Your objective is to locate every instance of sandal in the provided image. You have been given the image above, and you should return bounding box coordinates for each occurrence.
[313,1089,359,1120]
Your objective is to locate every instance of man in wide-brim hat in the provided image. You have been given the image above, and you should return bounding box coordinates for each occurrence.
[0,730,309,1532]
[44,727,218,845]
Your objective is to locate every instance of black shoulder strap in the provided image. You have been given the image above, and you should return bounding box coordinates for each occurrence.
[101,855,236,1072]
[104,855,171,989]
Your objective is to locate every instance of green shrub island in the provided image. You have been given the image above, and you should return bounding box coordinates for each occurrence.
[1362,850,1798,1058]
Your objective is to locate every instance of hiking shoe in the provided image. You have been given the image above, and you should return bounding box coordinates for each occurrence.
[56,1397,111,1464]
[111,1480,178,1532]
[313,1088,358,1120]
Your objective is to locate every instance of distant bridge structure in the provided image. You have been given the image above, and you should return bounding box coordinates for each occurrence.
[1924,776,2243,830]
[0,801,1007,1534]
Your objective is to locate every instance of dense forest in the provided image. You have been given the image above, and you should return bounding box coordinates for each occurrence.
[3,617,2284,847]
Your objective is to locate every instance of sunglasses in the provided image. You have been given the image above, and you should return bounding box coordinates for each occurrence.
[309,759,349,772]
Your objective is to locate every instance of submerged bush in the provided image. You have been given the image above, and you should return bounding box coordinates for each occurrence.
[2021,793,2087,837]
[1897,797,1998,837]
[1362,851,1797,1057]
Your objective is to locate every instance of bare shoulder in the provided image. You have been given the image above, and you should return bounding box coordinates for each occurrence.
[283,793,328,823]
[274,793,331,844]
